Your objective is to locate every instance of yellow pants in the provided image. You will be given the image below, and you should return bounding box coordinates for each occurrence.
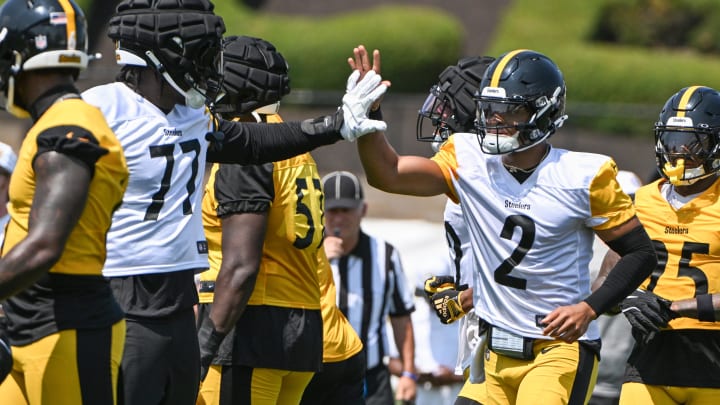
[0,320,125,405]
[197,364,314,405]
[484,339,598,405]
[620,382,720,405]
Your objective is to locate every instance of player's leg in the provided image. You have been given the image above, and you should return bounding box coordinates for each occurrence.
[455,378,486,404]
[165,309,200,405]
[515,340,598,405]
[197,365,222,405]
[118,318,172,405]
[11,320,124,405]
[619,383,677,405]
[301,349,366,405]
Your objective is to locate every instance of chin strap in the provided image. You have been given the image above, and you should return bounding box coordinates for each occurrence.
[144,50,206,109]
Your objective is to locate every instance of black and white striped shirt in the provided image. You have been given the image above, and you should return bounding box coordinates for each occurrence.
[330,231,415,369]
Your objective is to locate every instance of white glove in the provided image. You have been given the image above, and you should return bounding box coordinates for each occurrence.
[340,70,388,142]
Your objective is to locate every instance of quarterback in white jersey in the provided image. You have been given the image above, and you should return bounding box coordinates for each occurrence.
[354,47,656,405]
[441,134,620,339]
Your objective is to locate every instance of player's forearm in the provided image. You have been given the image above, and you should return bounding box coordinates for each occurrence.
[584,225,656,315]
[670,293,720,322]
[210,265,259,334]
[357,131,401,192]
[210,213,267,334]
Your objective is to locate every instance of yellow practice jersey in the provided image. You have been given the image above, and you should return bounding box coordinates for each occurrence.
[4,99,128,274]
[200,114,321,309]
[2,98,128,344]
[635,179,720,331]
[317,248,363,362]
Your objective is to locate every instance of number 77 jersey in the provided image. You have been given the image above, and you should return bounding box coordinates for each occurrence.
[83,82,211,277]
[431,133,635,340]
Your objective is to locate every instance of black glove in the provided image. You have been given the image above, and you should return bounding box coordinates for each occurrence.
[0,331,12,384]
[199,326,226,382]
[620,289,679,340]
[423,276,456,300]
[431,289,466,324]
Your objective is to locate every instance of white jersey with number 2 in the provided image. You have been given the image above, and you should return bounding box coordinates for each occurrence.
[432,133,634,341]
[83,82,211,277]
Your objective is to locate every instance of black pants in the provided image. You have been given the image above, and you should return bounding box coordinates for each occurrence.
[118,310,200,405]
[365,364,394,405]
[301,349,366,405]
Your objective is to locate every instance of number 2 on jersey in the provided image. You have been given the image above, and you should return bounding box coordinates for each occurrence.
[494,214,535,290]
[144,139,201,221]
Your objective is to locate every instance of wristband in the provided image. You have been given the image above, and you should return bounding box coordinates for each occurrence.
[401,371,418,382]
[696,294,715,322]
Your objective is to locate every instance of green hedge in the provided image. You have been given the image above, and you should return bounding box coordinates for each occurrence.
[213,3,464,92]
[487,0,720,134]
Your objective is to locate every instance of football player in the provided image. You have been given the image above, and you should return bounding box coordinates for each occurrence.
[353,46,657,405]
[601,86,720,404]
[0,1,128,403]
[196,35,365,405]
[80,1,387,404]
[416,55,495,405]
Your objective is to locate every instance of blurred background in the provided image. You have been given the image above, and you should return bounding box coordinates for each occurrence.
[3,0,719,220]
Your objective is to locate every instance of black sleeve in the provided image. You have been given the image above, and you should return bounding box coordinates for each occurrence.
[583,225,657,315]
[35,125,109,175]
[213,162,275,218]
[208,114,343,164]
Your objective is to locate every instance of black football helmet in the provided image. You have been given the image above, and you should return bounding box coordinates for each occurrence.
[215,35,290,118]
[0,0,89,117]
[654,85,720,186]
[475,49,567,155]
[108,0,226,108]
[416,56,494,146]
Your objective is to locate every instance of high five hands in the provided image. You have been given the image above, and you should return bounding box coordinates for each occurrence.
[339,45,390,142]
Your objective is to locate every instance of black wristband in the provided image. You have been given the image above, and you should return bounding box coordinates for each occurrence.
[368,107,383,121]
[696,294,715,322]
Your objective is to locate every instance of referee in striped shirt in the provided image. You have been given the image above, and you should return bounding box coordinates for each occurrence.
[322,171,418,404]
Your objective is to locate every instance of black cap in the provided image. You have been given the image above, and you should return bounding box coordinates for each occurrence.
[322,171,364,210]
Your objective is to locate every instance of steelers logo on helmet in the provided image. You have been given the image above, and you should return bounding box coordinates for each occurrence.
[654,85,720,186]
[215,35,290,118]
[475,49,567,155]
[416,56,494,148]
[0,0,89,118]
[107,0,226,109]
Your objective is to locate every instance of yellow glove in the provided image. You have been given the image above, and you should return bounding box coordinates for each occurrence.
[431,289,466,324]
[424,275,456,300]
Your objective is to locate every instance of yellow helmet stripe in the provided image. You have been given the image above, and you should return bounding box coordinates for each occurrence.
[490,49,529,87]
[58,0,76,50]
[676,86,702,117]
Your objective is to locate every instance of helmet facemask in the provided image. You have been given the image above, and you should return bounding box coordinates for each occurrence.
[416,84,457,145]
[655,118,720,186]
[476,85,566,155]
[140,45,224,109]
[416,56,493,147]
